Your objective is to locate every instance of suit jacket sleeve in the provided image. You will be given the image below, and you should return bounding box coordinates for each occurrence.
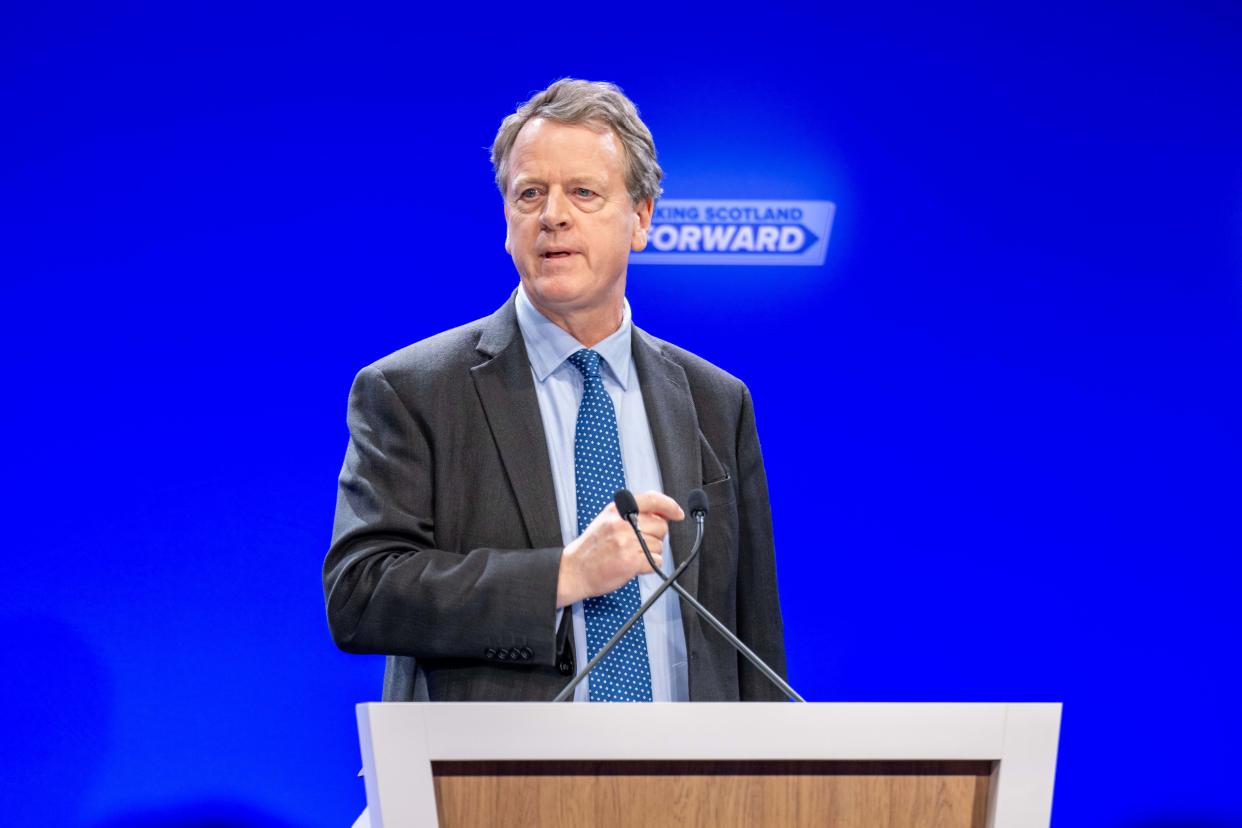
[735,386,790,700]
[322,364,563,664]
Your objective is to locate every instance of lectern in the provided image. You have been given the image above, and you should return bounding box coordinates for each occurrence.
[354,702,1060,827]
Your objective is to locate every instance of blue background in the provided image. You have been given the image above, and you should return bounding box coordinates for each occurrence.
[3,3,1240,826]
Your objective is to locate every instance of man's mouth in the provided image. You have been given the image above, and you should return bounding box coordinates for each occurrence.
[543,250,574,258]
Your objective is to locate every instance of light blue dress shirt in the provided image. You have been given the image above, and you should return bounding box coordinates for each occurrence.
[515,284,690,702]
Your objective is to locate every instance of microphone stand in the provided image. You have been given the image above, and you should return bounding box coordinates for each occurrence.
[626,510,805,703]
[552,515,705,703]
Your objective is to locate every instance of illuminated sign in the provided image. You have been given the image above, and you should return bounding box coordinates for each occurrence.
[632,199,835,266]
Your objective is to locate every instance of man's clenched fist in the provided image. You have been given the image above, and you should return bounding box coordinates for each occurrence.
[555,491,685,608]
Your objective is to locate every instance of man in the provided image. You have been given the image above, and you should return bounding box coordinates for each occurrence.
[323,79,786,702]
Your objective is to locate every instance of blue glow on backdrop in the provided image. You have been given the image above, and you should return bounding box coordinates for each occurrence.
[2,3,1240,826]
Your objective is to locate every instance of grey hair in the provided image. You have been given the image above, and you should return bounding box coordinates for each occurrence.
[491,79,663,205]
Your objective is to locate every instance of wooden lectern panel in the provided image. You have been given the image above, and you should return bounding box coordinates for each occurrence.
[432,760,993,828]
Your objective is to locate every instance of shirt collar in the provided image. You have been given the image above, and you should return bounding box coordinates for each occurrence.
[515,283,633,390]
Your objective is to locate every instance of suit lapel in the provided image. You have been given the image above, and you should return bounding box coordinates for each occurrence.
[469,302,704,589]
[470,296,563,550]
[632,326,703,600]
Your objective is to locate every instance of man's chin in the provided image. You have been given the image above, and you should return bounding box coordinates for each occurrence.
[523,270,589,302]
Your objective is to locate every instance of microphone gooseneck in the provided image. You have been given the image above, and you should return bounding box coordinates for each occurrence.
[623,488,804,703]
[552,490,705,703]
[554,487,804,703]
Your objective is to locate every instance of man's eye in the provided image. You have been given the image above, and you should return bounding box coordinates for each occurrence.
[519,188,541,200]
[574,187,596,198]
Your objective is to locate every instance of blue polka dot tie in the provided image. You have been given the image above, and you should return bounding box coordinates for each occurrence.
[568,348,653,702]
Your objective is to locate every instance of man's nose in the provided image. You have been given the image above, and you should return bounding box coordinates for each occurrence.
[539,189,572,230]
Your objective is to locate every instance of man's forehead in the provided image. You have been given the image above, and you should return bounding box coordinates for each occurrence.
[509,118,624,174]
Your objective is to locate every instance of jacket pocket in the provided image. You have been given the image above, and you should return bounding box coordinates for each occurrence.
[701,473,736,509]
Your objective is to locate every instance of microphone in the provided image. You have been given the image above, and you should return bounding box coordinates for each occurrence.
[551,490,706,703]
[620,488,804,703]
[614,488,641,521]
[686,487,708,520]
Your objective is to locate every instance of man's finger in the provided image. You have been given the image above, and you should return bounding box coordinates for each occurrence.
[632,491,685,521]
[635,513,670,539]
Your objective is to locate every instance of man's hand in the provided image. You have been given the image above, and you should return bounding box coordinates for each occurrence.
[556,491,685,608]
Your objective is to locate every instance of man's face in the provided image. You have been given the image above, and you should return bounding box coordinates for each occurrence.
[503,118,653,326]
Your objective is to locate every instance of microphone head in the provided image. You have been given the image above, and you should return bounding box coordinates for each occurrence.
[687,488,709,518]
[613,488,639,518]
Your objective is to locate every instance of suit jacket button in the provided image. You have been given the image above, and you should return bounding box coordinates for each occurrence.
[558,661,573,675]
[497,648,509,661]
[485,648,497,660]
[520,647,533,660]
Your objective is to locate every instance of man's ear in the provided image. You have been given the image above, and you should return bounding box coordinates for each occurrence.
[631,197,654,252]
[503,201,512,255]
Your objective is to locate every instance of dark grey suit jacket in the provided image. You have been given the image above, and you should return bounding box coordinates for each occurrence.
[323,294,787,701]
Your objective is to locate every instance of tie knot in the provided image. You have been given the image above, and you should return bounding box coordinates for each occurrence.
[568,348,603,379]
